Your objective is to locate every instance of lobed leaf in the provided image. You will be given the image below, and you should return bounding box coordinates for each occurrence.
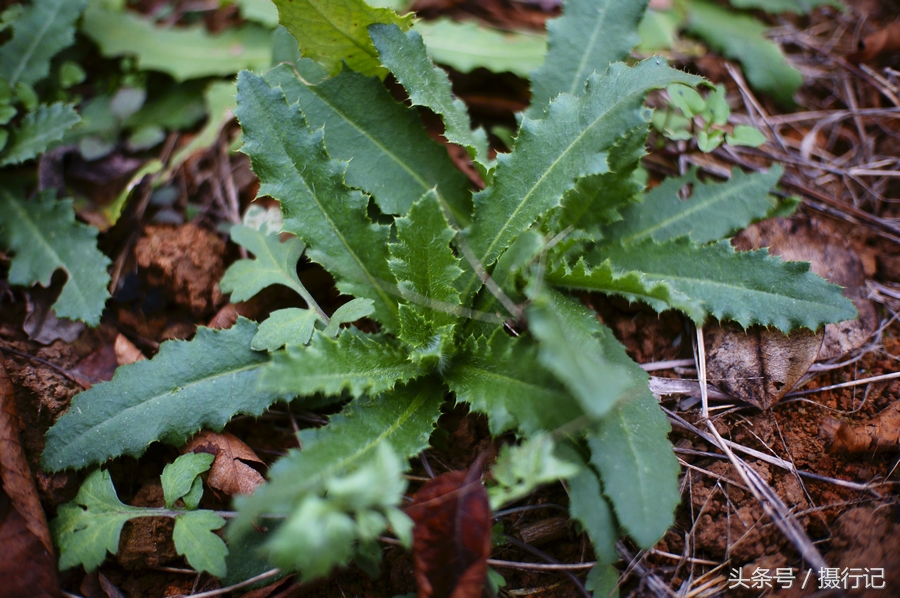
[81,5,272,82]
[252,308,318,351]
[369,23,490,177]
[219,222,309,303]
[600,166,784,246]
[0,0,86,87]
[462,60,702,299]
[262,330,424,398]
[0,102,81,166]
[322,298,375,338]
[161,453,214,510]
[526,0,649,118]
[266,64,471,217]
[0,189,109,326]
[271,0,413,78]
[172,511,228,578]
[599,237,858,331]
[43,318,285,471]
[488,434,579,510]
[230,381,443,539]
[235,71,399,328]
[587,392,681,548]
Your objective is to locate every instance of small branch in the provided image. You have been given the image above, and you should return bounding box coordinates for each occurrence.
[174,568,283,597]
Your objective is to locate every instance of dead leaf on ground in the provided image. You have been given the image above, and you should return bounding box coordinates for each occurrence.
[0,361,59,597]
[848,21,900,63]
[114,334,146,366]
[704,322,823,410]
[73,343,119,386]
[821,401,900,453]
[23,290,85,345]
[182,430,265,496]
[406,464,492,598]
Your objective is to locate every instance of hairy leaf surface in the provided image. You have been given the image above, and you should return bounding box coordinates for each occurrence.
[488,434,579,510]
[230,382,442,539]
[600,237,857,330]
[235,71,399,328]
[588,392,680,548]
[527,0,649,117]
[446,333,582,436]
[43,318,284,471]
[370,24,490,177]
[0,102,80,166]
[272,0,412,78]
[0,190,109,325]
[82,5,272,81]
[600,166,784,245]
[266,64,470,217]
[462,60,701,298]
[262,330,424,398]
[0,0,86,87]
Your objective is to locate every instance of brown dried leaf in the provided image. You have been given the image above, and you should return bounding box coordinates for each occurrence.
[0,362,59,597]
[182,431,265,496]
[74,343,119,386]
[114,334,146,366]
[704,322,823,410]
[207,303,240,330]
[821,402,900,453]
[848,21,900,63]
[24,290,84,345]
[407,465,492,598]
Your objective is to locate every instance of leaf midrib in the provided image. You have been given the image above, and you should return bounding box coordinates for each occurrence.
[566,0,611,96]
[5,0,64,86]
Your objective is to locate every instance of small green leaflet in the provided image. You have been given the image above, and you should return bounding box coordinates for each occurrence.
[265,63,471,218]
[599,165,785,246]
[0,102,81,166]
[43,318,284,471]
[272,0,413,78]
[488,434,579,510]
[173,511,228,578]
[686,0,802,106]
[323,298,376,338]
[161,453,214,510]
[388,191,463,357]
[527,292,646,420]
[0,190,109,326]
[253,308,319,350]
[262,330,423,398]
[587,392,681,548]
[462,60,702,299]
[230,382,442,540]
[413,18,546,78]
[527,0,649,118]
[0,0,86,87]
[52,469,150,572]
[235,71,399,329]
[369,24,491,177]
[81,5,272,82]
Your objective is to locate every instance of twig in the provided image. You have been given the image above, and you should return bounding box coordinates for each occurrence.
[0,342,89,388]
[783,370,900,398]
[174,568,283,597]
[487,559,596,571]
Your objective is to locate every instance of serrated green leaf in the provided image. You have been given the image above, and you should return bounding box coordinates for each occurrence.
[446,332,582,436]
[587,391,680,548]
[369,23,490,178]
[161,453,215,510]
[729,0,842,14]
[389,191,463,353]
[526,0,649,118]
[697,128,724,152]
[0,0,86,87]
[253,308,319,350]
[266,63,471,217]
[568,468,617,565]
[323,298,375,338]
[488,434,579,510]
[43,318,285,471]
[51,469,146,571]
[81,5,272,81]
[272,0,413,78]
[462,61,702,299]
[230,381,442,540]
[0,102,81,166]
[686,0,802,106]
[527,292,647,420]
[173,511,228,578]
[600,237,857,330]
[413,18,546,78]
[0,189,109,325]
[263,330,423,398]
[235,71,399,329]
[600,166,783,246]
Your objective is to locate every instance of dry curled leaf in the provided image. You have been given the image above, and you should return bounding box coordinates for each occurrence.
[821,401,900,453]
[848,21,900,63]
[0,362,59,598]
[114,334,146,366]
[407,464,492,598]
[182,431,265,496]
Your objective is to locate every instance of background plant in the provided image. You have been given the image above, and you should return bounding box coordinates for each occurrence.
[42,0,856,592]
